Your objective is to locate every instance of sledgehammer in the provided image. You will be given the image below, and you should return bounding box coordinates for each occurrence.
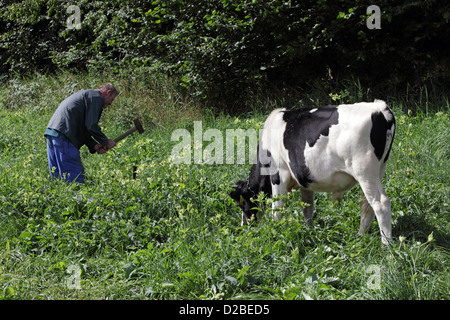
[114,119,145,144]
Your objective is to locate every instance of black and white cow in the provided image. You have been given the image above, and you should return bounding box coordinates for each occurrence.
[230,100,395,244]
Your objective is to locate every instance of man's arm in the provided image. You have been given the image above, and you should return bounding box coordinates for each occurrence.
[84,136,98,154]
[84,94,109,146]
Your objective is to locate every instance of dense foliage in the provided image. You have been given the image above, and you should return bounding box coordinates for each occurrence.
[1,0,449,108]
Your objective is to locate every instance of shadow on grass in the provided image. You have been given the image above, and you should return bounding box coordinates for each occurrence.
[393,213,450,248]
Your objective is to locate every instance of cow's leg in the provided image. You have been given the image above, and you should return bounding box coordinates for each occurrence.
[241,212,248,226]
[271,182,286,221]
[357,179,392,244]
[358,195,375,234]
[270,169,291,222]
[301,189,314,227]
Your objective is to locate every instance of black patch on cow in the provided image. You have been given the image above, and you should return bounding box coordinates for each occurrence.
[249,145,273,196]
[282,106,339,188]
[270,171,280,185]
[370,109,395,162]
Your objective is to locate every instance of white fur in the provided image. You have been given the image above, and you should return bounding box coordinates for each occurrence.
[261,101,394,244]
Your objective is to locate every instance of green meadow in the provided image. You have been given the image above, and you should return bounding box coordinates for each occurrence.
[0,71,448,300]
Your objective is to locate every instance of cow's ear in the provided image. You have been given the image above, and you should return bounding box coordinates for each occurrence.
[229,189,240,201]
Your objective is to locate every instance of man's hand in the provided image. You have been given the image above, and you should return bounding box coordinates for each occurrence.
[94,139,115,154]
[106,139,116,149]
[95,144,108,154]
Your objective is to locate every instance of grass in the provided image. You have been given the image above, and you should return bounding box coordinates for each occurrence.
[0,69,449,300]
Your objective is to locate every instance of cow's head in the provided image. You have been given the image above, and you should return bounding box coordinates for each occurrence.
[229,179,261,226]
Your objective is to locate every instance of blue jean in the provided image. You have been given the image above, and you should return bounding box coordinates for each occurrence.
[46,136,85,183]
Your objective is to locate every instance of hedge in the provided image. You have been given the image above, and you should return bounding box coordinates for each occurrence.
[1,0,449,107]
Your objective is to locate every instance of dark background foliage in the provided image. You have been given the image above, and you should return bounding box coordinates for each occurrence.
[1,0,449,109]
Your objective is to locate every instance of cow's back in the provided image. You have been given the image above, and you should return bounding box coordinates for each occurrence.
[259,100,395,190]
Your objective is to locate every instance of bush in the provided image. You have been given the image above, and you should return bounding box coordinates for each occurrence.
[1,0,449,109]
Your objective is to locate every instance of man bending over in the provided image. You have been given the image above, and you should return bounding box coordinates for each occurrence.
[44,83,118,183]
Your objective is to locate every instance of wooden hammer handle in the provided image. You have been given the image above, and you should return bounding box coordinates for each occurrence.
[114,127,137,143]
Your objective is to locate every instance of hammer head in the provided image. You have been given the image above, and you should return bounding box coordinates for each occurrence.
[133,119,145,134]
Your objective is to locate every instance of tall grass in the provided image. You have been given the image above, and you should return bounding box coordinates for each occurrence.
[0,70,448,300]
[0,68,202,128]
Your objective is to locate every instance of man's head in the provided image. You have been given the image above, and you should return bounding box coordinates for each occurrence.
[98,83,118,106]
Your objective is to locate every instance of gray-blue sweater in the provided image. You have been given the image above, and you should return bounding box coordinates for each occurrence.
[45,90,109,152]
